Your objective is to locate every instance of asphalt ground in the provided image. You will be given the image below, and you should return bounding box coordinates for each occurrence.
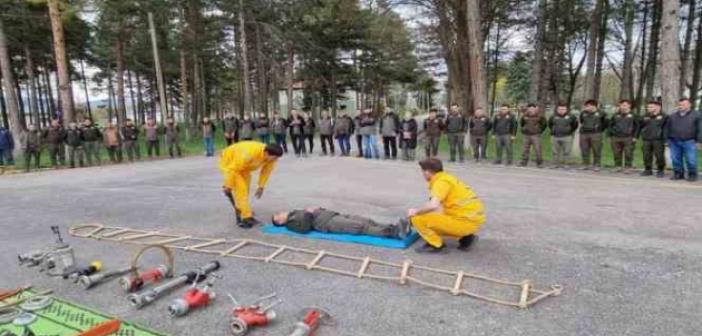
[1,153,701,335]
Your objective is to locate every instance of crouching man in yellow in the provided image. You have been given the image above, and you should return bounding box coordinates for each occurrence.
[219,141,284,228]
[408,158,486,253]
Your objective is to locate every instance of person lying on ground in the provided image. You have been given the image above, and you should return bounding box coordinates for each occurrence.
[272,207,411,239]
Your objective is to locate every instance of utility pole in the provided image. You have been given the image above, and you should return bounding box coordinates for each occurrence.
[149,12,169,120]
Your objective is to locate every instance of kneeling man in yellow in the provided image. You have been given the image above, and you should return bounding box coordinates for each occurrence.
[219,141,284,228]
[408,158,486,253]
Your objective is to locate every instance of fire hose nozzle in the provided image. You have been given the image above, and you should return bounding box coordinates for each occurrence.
[167,298,190,317]
[80,266,133,289]
[287,322,311,336]
[119,264,170,292]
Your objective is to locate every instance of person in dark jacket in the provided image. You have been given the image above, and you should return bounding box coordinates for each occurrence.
[122,119,141,162]
[609,100,640,173]
[223,114,239,145]
[43,119,65,168]
[548,103,579,168]
[400,113,418,161]
[302,112,316,154]
[667,98,702,181]
[318,111,335,156]
[81,118,102,166]
[64,122,85,168]
[164,117,182,158]
[445,104,468,163]
[638,101,668,177]
[239,114,255,141]
[21,124,42,172]
[423,108,443,158]
[579,99,608,171]
[469,108,492,162]
[334,112,354,156]
[519,103,547,167]
[380,109,401,159]
[289,110,306,157]
[255,113,271,144]
[492,104,517,165]
[272,206,410,239]
[271,113,288,153]
[201,117,217,157]
[354,113,364,157]
[143,117,162,158]
[0,125,14,172]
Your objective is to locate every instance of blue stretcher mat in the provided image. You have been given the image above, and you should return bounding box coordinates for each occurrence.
[261,224,420,249]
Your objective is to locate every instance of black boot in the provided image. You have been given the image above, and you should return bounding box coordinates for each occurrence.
[656,170,665,178]
[397,218,411,239]
[239,217,260,229]
[457,235,479,251]
[687,171,698,182]
[670,171,685,181]
[415,243,447,254]
[640,170,653,177]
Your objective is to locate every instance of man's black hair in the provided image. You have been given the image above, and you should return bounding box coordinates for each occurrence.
[419,158,443,173]
[647,100,662,106]
[584,99,598,106]
[265,144,284,157]
[527,103,537,108]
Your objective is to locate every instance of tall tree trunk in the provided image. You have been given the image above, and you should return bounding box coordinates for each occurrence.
[593,0,610,101]
[239,0,252,116]
[530,0,547,104]
[466,0,487,111]
[584,0,604,100]
[192,55,200,124]
[330,68,337,118]
[689,4,702,109]
[619,0,635,100]
[0,17,22,155]
[115,37,126,126]
[42,61,56,116]
[14,71,25,127]
[48,0,75,123]
[635,0,650,114]
[24,46,40,127]
[660,0,681,113]
[127,70,137,122]
[79,59,92,119]
[179,49,189,133]
[681,0,697,94]
[148,12,169,119]
[107,70,114,122]
[286,41,294,115]
[255,23,267,115]
[135,71,144,124]
[0,72,6,128]
[36,75,47,127]
[646,0,662,100]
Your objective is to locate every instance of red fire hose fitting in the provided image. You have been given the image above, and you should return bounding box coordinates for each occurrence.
[228,293,282,336]
[168,274,217,317]
[119,264,170,292]
[287,308,333,336]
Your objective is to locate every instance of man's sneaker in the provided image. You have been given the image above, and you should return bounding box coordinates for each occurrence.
[640,170,653,177]
[518,162,527,167]
[581,166,591,171]
[670,171,685,180]
[493,160,502,165]
[397,218,411,239]
[656,170,665,178]
[457,235,479,251]
[624,168,633,175]
[687,173,698,182]
[415,243,447,254]
[593,166,601,172]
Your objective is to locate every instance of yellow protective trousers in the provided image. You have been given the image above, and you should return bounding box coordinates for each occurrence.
[410,212,485,248]
[224,171,253,218]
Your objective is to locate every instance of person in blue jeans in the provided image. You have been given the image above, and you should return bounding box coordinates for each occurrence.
[359,109,380,159]
[667,98,702,182]
[0,125,15,173]
[202,117,217,157]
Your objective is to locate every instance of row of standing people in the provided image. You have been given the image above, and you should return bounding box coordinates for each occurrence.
[0,116,217,172]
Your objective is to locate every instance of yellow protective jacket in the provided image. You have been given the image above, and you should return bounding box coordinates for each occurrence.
[219,141,277,189]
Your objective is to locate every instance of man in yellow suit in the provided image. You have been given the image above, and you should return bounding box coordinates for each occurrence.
[407,158,486,253]
[219,141,284,228]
